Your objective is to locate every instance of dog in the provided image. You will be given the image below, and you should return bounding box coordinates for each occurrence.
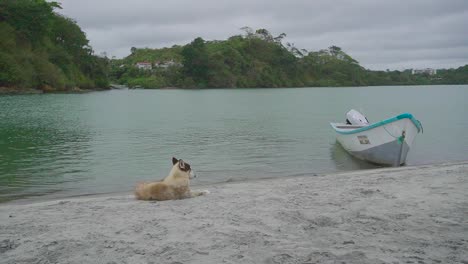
[134,157,209,201]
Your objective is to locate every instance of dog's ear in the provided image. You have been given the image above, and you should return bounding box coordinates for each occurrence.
[178,159,185,170]
[172,157,178,165]
[178,160,185,169]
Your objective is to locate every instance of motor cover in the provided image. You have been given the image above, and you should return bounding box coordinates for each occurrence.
[346,109,369,126]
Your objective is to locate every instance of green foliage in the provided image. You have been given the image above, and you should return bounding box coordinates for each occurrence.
[433,66,468,84]
[182,37,210,86]
[127,76,167,89]
[111,28,468,89]
[0,52,21,85]
[0,0,55,42]
[124,46,183,65]
[0,0,109,90]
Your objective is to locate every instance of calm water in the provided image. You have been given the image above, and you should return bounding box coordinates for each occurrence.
[0,85,467,202]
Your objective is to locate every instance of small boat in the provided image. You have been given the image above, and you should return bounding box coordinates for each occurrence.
[330,109,423,166]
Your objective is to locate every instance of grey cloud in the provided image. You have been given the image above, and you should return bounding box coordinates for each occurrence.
[57,0,468,70]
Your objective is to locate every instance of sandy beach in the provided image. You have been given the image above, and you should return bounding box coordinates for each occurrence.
[1,162,467,264]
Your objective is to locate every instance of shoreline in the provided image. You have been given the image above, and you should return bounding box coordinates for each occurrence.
[0,86,110,95]
[0,160,462,207]
[1,162,467,263]
[1,84,467,95]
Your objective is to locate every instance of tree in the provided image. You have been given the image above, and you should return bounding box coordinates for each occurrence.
[273,33,286,44]
[255,28,273,42]
[0,0,109,90]
[181,37,209,86]
[0,0,60,43]
[0,52,20,86]
[240,26,254,38]
[286,42,304,57]
[329,45,342,57]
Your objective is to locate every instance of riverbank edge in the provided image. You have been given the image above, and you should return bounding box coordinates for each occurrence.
[1,160,465,207]
[2,84,467,94]
[0,86,110,95]
[0,161,466,263]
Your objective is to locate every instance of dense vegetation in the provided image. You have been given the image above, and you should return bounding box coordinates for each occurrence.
[111,28,468,89]
[1,1,465,92]
[0,0,109,91]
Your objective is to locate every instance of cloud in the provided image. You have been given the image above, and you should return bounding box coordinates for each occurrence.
[56,0,468,70]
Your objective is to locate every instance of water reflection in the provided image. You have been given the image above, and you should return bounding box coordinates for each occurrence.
[329,140,381,170]
[0,100,92,202]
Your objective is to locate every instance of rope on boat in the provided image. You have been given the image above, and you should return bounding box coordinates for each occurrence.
[383,121,408,167]
[383,125,399,139]
[384,125,407,144]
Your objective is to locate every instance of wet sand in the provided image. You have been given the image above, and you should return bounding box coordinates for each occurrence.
[1,162,467,264]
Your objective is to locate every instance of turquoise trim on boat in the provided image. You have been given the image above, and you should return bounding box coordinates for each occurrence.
[331,113,422,135]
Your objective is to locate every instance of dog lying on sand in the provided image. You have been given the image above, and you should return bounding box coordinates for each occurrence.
[135,157,209,201]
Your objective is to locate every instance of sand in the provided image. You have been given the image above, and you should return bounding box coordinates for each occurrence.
[1,162,467,264]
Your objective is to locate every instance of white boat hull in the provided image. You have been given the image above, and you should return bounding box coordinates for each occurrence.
[331,113,422,166]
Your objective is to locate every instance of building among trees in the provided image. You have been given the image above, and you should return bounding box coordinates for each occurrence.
[412,68,437,75]
[135,62,152,70]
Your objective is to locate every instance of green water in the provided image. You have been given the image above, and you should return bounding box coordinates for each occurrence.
[0,85,467,202]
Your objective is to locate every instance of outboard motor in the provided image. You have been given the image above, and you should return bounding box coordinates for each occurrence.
[346,109,369,126]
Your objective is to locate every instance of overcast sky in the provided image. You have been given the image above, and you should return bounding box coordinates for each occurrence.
[56,0,468,70]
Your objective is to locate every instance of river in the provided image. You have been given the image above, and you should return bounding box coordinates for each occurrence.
[0,85,466,202]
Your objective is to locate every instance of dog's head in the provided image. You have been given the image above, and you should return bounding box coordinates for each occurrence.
[172,157,196,179]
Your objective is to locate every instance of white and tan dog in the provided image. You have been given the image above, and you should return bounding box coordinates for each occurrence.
[135,157,209,201]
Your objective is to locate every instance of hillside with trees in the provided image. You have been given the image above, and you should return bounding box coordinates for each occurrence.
[1,2,465,93]
[0,0,109,92]
[110,27,468,89]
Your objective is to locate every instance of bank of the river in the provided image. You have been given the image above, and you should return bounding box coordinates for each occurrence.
[0,87,43,94]
[0,86,110,95]
[1,162,466,264]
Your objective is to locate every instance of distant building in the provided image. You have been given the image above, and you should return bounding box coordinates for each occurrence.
[154,59,182,69]
[412,68,437,75]
[135,62,152,70]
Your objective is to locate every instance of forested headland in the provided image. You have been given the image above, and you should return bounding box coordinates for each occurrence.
[111,27,468,89]
[1,0,466,92]
[0,0,109,92]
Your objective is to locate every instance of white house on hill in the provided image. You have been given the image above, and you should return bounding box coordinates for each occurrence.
[412,68,437,75]
[154,59,182,69]
[135,62,152,70]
